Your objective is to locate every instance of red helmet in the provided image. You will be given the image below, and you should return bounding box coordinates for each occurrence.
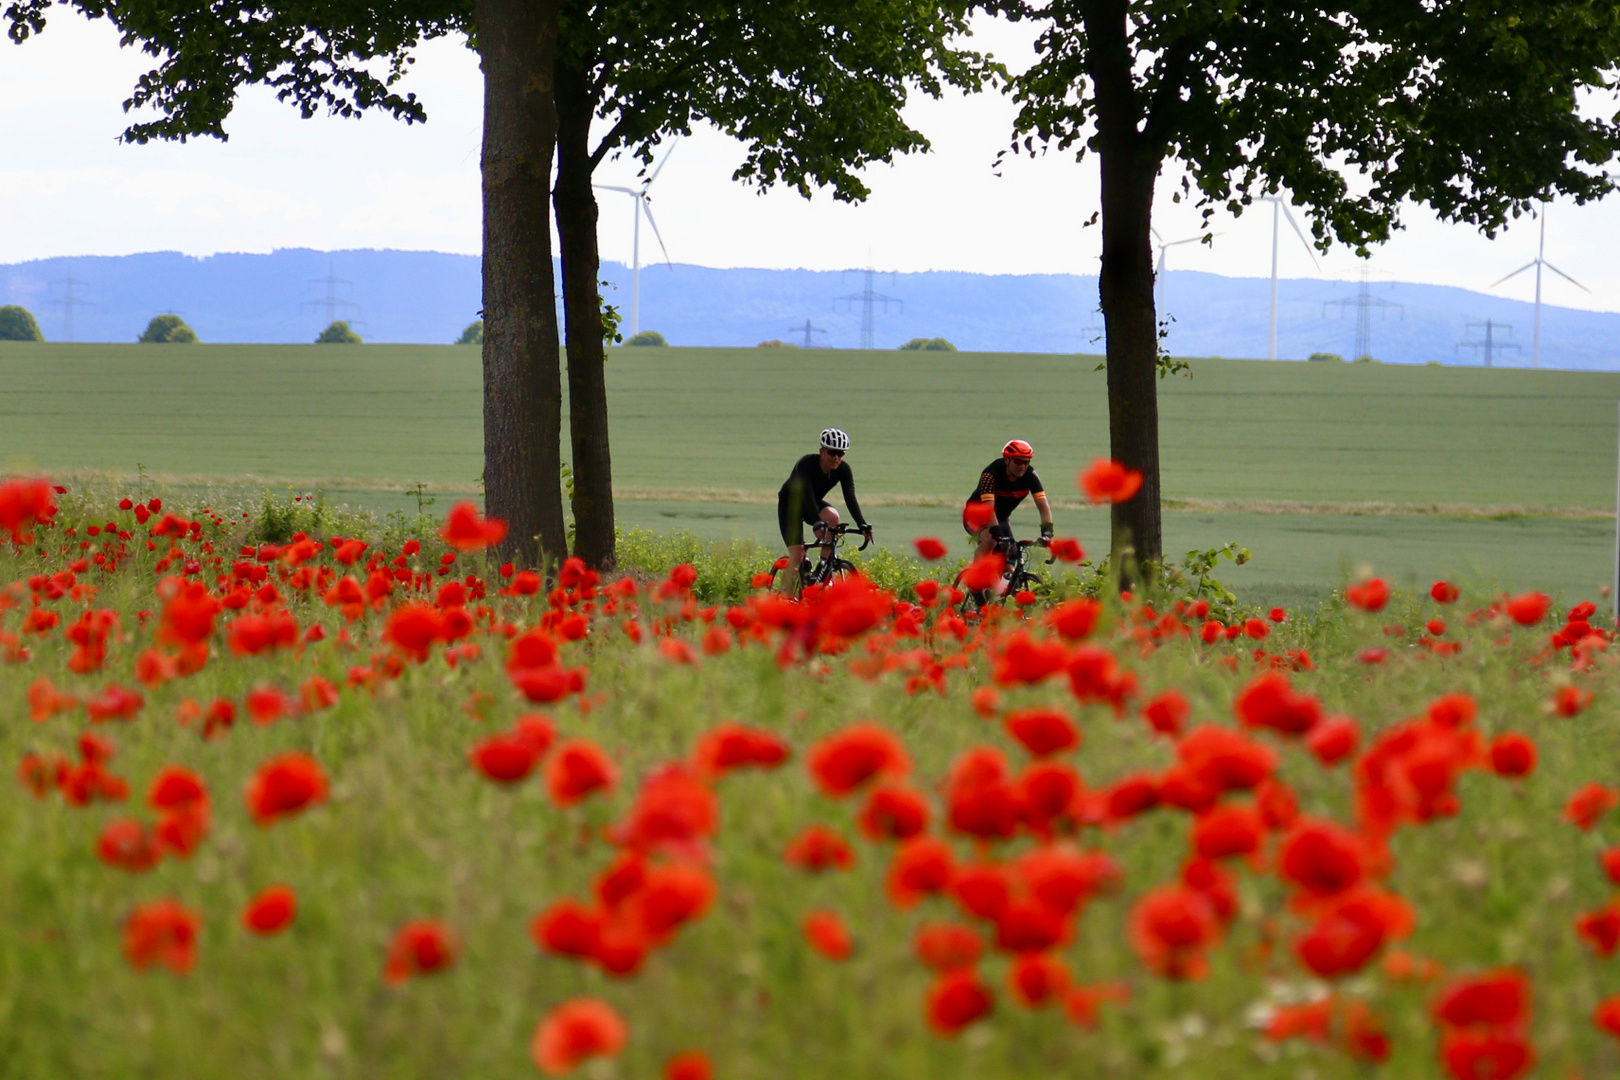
[1002,439,1034,461]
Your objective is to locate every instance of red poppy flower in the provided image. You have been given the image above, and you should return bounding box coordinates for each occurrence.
[613,769,719,852]
[858,784,931,841]
[1141,690,1188,738]
[123,899,201,973]
[1127,884,1221,979]
[1594,995,1620,1039]
[1431,580,1460,603]
[970,686,1002,718]
[964,501,996,532]
[383,603,444,662]
[148,765,208,811]
[469,733,540,783]
[1428,693,1477,728]
[1552,685,1593,717]
[1432,968,1531,1028]
[244,752,329,826]
[1438,1027,1534,1080]
[959,552,1006,592]
[531,998,628,1076]
[1008,952,1070,1008]
[944,747,1023,840]
[1278,819,1367,900]
[545,739,617,807]
[1600,846,1620,886]
[1177,725,1277,793]
[1307,717,1361,766]
[530,899,604,958]
[242,884,297,935]
[0,476,56,541]
[96,818,163,872]
[1104,772,1161,822]
[784,825,856,872]
[1565,782,1619,831]
[1191,803,1265,861]
[1487,734,1536,778]
[1295,889,1411,978]
[915,923,984,972]
[914,537,947,561]
[439,501,507,552]
[1344,578,1391,612]
[886,836,955,907]
[1004,707,1080,758]
[1018,760,1081,835]
[1078,459,1143,504]
[691,722,790,778]
[1503,592,1551,626]
[803,910,853,960]
[245,686,297,725]
[1235,671,1323,736]
[925,970,995,1036]
[992,630,1070,686]
[1048,537,1084,563]
[807,723,909,797]
[158,581,218,648]
[383,920,457,984]
[664,1051,712,1080]
[1576,902,1620,958]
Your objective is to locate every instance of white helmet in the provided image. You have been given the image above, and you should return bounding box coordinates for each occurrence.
[820,428,850,452]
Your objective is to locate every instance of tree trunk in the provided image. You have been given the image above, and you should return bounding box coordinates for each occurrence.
[1084,0,1164,582]
[553,55,617,571]
[477,0,567,568]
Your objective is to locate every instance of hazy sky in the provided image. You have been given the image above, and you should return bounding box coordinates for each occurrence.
[6,11,1620,314]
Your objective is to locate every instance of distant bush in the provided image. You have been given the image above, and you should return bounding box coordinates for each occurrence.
[624,330,667,347]
[138,314,198,344]
[0,305,43,342]
[900,337,957,351]
[1307,351,1343,363]
[1425,359,1443,367]
[456,320,483,345]
[317,321,363,344]
[756,340,798,348]
[1352,355,1378,364]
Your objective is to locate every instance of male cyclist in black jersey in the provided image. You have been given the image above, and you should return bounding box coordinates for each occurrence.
[778,428,873,584]
[963,439,1053,560]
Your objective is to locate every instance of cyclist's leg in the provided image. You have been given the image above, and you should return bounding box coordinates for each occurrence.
[779,496,810,584]
[816,503,840,556]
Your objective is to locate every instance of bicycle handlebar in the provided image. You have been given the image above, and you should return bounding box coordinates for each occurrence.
[817,522,874,551]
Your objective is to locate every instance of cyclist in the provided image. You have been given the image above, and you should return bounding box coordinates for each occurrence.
[778,428,873,584]
[963,439,1053,561]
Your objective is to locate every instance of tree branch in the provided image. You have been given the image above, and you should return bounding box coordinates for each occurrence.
[1142,35,1197,144]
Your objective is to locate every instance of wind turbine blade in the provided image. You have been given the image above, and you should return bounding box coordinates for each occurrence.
[1490,262,1538,288]
[1278,204,1320,268]
[1167,236,1202,249]
[1156,249,1167,276]
[1151,226,1164,244]
[641,198,673,268]
[1543,261,1592,292]
[648,138,680,185]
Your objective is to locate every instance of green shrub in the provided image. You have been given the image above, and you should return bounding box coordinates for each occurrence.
[0,305,43,341]
[316,321,363,344]
[900,337,957,351]
[455,320,483,345]
[138,314,198,343]
[1307,351,1344,362]
[625,330,667,346]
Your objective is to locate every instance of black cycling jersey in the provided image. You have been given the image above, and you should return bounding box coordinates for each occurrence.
[965,458,1045,527]
[777,454,867,546]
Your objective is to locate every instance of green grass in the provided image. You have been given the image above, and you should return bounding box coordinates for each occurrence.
[5,491,1620,1079]
[3,342,1618,600]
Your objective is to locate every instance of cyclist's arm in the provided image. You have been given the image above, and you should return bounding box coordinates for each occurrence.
[838,464,869,529]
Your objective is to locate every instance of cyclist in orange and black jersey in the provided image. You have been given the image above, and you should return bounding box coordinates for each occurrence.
[962,439,1053,558]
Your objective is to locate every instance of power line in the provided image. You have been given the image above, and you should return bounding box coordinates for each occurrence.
[1323,265,1403,360]
[302,260,361,328]
[1455,320,1520,368]
[789,319,828,349]
[834,267,902,350]
[46,265,94,343]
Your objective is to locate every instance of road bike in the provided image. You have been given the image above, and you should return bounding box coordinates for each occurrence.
[960,536,1053,614]
[770,523,872,591]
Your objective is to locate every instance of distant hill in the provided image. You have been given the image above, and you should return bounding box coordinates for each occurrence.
[3,248,1615,369]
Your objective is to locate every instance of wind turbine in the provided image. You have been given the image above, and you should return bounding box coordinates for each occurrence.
[1490,204,1588,369]
[593,140,678,336]
[1260,197,1319,361]
[1151,226,1207,319]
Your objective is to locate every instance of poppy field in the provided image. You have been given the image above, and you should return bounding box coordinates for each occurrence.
[5,473,1620,1080]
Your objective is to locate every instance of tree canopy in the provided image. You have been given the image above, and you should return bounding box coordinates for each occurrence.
[623,330,666,347]
[997,0,1620,575]
[316,321,362,344]
[0,305,43,341]
[138,314,198,343]
[455,320,483,345]
[900,337,956,351]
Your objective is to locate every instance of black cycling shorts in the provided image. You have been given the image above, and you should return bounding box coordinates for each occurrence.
[779,495,830,548]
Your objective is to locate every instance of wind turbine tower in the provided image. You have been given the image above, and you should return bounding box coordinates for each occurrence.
[594,140,678,337]
[1151,227,1205,321]
[1490,205,1588,369]
[1261,197,1319,361]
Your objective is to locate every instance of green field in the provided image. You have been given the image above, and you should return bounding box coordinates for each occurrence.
[3,342,1617,602]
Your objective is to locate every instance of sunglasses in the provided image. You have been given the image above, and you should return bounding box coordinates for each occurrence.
[823,448,845,458]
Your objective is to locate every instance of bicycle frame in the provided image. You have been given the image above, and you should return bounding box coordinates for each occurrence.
[773,523,872,590]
